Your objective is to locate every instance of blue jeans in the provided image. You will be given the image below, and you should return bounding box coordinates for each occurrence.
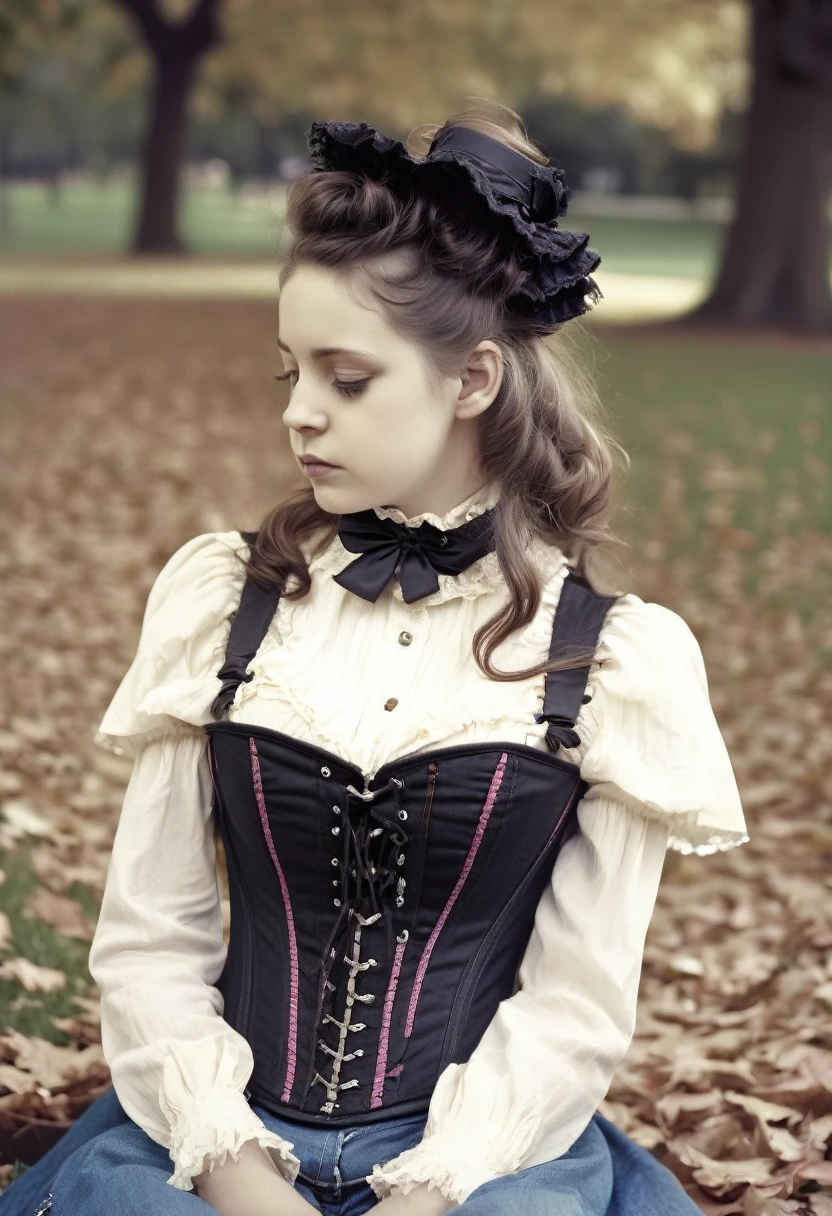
[0,1088,702,1215]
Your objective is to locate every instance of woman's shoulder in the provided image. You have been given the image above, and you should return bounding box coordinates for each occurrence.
[568,590,748,855]
[595,591,706,686]
[93,530,252,756]
[148,529,250,603]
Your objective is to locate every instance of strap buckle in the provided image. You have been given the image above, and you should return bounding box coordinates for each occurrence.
[533,712,582,752]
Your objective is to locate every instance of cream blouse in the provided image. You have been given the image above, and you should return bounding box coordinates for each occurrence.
[88,480,748,1207]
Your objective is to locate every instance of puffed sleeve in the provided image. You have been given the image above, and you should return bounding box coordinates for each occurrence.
[573,592,748,855]
[88,533,302,1191]
[93,530,249,759]
[367,593,748,1206]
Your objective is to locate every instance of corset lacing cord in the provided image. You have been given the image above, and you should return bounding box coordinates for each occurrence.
[315,776,409,982]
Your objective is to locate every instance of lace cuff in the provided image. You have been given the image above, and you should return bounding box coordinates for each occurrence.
[162,1084,301,1192]
[366,1087,543,1207]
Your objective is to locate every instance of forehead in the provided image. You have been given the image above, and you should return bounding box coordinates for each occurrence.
[278,266,378,342]
[277,262,422,364]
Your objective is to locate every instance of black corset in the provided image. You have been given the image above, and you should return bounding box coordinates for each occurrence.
[206,543,616,1127]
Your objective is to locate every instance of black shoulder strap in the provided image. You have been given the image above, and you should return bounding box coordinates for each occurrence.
[210,531,283,719]
[211,546,616,744]
[535,571,618,753]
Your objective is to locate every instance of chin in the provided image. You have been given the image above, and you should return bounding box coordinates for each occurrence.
[309,481,367,516]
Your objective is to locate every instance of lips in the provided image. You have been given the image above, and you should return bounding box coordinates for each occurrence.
[300,456,339,468]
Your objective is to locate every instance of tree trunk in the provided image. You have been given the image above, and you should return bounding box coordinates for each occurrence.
[113,0,222,256]
[0,126,9,235]
[132,53,197,253]
[690,0,832,334]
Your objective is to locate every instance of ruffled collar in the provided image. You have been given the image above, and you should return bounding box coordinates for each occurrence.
[372,478,501,532]
[309,479,565,608]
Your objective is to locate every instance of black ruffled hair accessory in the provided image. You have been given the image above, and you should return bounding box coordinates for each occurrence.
[306,119,603,328]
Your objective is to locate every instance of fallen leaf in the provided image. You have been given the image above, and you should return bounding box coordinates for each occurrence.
[23,887,95,941]
[0,958,67,992]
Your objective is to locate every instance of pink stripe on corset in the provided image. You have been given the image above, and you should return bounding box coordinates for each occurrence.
[370,937,408,1108]
[249,737,299,1103]
[404,752,508,1039]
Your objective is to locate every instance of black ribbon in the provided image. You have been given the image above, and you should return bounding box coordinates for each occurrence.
[333,506,497,604]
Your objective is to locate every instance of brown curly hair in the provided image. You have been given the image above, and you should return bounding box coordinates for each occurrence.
[244,97,626,683]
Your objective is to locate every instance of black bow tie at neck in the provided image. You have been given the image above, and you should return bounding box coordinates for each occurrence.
[333,506,497,604]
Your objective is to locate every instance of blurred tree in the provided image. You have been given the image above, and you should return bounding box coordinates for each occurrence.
[689,0,832,334]
[40,0,824,333]
[98,0,747,256]
[111,0,223,252]
[0,0,87,229]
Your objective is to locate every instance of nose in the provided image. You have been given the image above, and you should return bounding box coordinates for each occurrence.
[281,388,326,435]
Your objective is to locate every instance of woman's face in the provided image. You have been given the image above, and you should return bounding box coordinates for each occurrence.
[277,262,502,518]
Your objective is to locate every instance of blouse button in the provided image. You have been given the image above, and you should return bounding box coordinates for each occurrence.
[384,697,399,711]
[398,631,413,646]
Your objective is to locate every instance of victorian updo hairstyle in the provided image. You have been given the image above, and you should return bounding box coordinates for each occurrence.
[245,97,625,683]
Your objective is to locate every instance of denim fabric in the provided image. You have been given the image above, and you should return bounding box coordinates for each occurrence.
[0,1088,703,1216]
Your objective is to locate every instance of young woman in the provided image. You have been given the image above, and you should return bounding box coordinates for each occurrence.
[7,98,747,1216]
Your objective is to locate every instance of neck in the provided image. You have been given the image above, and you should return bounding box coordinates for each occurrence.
[382,468,490,523]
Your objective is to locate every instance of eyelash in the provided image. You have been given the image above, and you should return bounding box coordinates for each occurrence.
[274,371,369,398]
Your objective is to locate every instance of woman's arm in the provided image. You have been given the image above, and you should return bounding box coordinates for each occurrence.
[366,796,668,1207]
[194,1140,319,1215]
[88,730,304,1200]
[367,595,746,1207]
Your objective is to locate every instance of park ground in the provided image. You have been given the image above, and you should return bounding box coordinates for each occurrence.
[1,204,832,1212]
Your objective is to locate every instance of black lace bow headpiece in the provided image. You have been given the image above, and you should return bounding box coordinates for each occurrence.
[307,119,603,328]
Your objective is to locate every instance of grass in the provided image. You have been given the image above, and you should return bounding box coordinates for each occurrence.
[604,337,832,531]
[0,180,284,259]
[0,178,727,277]
[599,334,832,622]
[0,855,94,1042]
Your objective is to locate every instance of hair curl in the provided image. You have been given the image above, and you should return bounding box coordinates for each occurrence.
[244,97,627,683]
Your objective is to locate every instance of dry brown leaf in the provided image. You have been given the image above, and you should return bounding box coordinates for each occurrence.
[23,886,96,941]
[672,1143,776,1193]
[0,1030,105,1091]
[1,297,832,1208]
[0,957,67,992]
[742,1191,804,1216]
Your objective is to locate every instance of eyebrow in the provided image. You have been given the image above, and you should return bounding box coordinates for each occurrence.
[276,338,380,361]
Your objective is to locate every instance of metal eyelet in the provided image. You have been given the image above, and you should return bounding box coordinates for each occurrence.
[333,879,339,886]
[332,826,340,835]
[321,766,331,778]
[398,809,408,820]
[397,853,405,865]
[392,777,404,788]
[331,857,339,866]
[395,896,404,907]
[397,929,409,943]
[334,898,342,907]
[439,534,448,546]
[332,804,341,814]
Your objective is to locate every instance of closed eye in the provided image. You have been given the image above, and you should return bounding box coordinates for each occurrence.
[274,371,370,399]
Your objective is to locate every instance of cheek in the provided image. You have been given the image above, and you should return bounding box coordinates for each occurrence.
[356,382,446,458]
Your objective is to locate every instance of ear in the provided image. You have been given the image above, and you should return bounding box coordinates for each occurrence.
[455,342,504,420]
